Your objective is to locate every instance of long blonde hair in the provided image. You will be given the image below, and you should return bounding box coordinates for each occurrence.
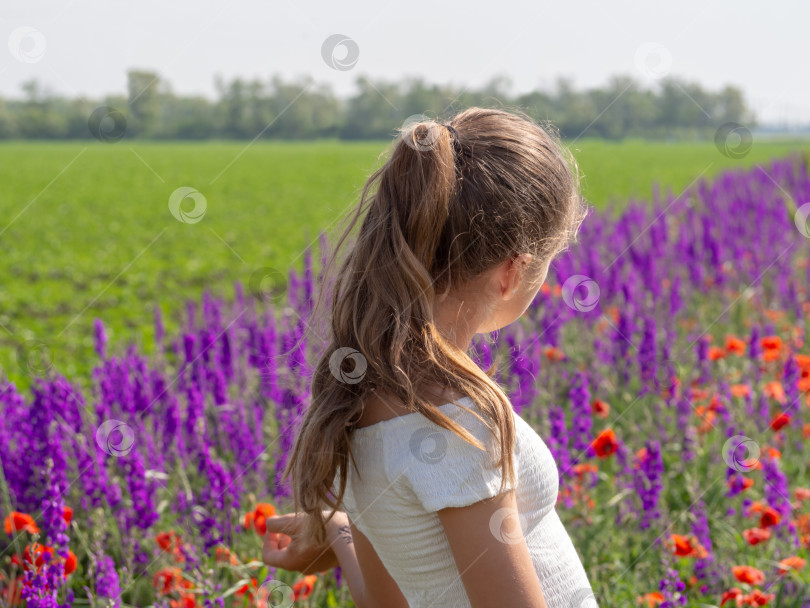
[283,106,587,545]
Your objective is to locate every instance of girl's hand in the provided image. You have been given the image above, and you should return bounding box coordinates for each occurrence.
[261,510,346,575]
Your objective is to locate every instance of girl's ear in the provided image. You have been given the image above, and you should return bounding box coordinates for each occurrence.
[501,254,529,301]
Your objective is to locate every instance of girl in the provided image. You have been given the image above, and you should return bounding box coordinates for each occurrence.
[261,107,597,608]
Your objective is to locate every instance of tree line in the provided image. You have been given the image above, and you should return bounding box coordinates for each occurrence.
[0,70,755,141]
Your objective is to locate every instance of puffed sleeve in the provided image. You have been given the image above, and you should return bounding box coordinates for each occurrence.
[393,401,518,513]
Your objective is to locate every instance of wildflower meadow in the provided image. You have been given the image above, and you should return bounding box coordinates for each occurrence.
[2,151,810,607]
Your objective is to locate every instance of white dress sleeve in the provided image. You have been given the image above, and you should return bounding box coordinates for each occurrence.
[396,402,517,513]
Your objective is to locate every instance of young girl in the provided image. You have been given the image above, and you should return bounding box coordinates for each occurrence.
[261,107,597,608]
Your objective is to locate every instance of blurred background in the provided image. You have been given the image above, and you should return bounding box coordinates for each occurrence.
[2,0,809,383]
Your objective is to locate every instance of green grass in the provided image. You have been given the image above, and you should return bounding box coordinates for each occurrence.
[1,137,809,388]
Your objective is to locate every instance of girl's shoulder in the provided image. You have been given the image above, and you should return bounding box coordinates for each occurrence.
[353,385,470,430]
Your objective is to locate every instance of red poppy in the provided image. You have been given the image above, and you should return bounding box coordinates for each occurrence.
[777,556,805,574]
[720,587,742,606]
[708,346,726,361]
[763,382,786,403]
[62,507,73,526]
[3,512,39,535]
[667,534,708,558]
[636,591,664,607]
[726,336,746,356]
[169,593,196,608]
[761,336,783,352]
[732,565,765,586]
[153,568,192,596]
[292,575,318,600]
[795,487,810,502]
[591,399,610,418]
[769,413,790,431]
[63,551,77,575]
[590,429,619,458]
[741,589,774,606]
[214,546,239,565]
[760,507,781,529]
[252,503,277,536]
[730,384,751,398]
[742,528,771,546]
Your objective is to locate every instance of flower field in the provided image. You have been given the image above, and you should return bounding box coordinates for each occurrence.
[2,151,810,607]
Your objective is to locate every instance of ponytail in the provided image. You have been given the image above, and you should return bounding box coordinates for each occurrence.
[283,108,586,546]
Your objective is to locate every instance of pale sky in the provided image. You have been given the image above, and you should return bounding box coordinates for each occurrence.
[1,0,808,125]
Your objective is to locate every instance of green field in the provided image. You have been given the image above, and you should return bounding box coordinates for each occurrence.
[2,137,809,387]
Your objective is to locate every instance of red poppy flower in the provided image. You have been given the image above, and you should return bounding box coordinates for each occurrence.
[63,551,77,575]
[761,336,782,352]
[590,429,619,459]
[169,593,196,608]
[292,574,318,600]
[741,589,774,606]
[62,507,73,526]
[769,413,790,431]
[720,587,742,606]
[777,556,805,574]
[591,399,610,418]
[760,507,781,529]
[4,512,39,535]
[795,487,810,502]
[742,528,771,546]
[730,384,751,398]
[636,591,664,607]
[732,565,765,586]
[667,534,708,558]
[725,336,746,356]
[252,503,277,536]
[763,382,786,403]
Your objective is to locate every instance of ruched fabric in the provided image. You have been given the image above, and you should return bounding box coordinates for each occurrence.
[338,396,598,608]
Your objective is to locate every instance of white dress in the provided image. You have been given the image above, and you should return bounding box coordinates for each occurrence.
[338,395,599,608]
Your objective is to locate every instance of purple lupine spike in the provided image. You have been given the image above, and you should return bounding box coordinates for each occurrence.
[547,404,571,497]
[94,318,108,361]
[95,554,121,608]
[638,315,658,396]
[634,439,664,530]
[154,305,165,346]
[568,371,592,466]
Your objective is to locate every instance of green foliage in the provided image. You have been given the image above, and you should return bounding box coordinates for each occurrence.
[1,138,808,393]
[0,71,766,142]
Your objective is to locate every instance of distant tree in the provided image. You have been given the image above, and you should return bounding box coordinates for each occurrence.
[0,71,763,141]
[127,70,161,137]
